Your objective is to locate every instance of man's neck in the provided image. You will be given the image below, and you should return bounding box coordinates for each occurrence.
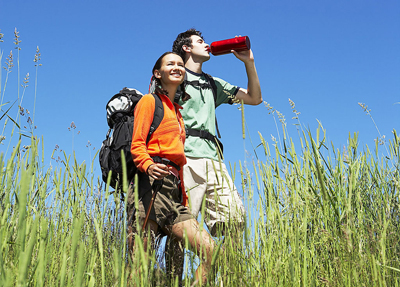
[185,58,203,74]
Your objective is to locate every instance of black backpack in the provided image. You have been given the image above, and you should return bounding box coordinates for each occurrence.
[99,87,164,190]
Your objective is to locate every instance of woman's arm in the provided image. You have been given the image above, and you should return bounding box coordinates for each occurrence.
[131,94,172,180]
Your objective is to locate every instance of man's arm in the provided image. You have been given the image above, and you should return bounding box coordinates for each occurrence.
[231,49,262,105]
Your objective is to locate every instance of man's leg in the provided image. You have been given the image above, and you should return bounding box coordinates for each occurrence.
[203,159,246,239]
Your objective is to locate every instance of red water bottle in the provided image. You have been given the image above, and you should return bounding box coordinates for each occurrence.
[208,36,251,56]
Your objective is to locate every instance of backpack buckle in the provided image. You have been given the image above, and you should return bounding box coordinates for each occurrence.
[153,156,170,167]
[153,156,163,164]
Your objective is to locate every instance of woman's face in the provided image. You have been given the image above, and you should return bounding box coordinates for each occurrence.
[154,53,185,87]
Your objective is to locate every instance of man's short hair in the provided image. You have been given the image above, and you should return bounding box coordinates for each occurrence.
[172,28,204,61]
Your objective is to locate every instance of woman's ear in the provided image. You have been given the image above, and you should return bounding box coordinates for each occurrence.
[154,69,161,79]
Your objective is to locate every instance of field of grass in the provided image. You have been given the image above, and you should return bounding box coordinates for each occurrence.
[1,29,399,286]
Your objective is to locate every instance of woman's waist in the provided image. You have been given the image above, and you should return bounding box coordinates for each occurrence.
[147,153,186,174]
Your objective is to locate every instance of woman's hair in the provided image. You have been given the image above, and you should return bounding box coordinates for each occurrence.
[152,51,178,76]
[152,52,190,101]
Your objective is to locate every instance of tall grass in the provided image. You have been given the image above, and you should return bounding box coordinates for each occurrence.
[1,29,399,286]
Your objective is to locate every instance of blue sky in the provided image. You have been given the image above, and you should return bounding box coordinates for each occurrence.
[1,0,399,189]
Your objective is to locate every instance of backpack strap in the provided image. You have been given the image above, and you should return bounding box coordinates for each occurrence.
[185,128,224,156]
[184,72,217,105]
[203,73,222,139]
[146,93,164,143]
[202,73,217,106]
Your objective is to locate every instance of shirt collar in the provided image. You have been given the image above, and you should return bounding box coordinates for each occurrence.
[185,67,203,77]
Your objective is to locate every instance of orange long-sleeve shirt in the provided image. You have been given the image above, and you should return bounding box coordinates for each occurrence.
[131,93,188,205]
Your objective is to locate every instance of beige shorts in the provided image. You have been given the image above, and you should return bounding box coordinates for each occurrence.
[127,172,193,235]
[183,156,246,236]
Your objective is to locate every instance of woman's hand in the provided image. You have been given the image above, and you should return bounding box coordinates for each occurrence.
[147,163,171,180]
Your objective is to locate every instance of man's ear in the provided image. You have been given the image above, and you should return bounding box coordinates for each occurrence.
[182,45,191,53]
[154,69,161,79]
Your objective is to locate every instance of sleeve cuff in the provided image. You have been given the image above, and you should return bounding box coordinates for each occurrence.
[228,87,240,105]
[141,159,154,174]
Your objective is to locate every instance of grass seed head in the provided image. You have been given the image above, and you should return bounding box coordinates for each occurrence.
[19,106,25,116]
[68,121,77,131]
[374,135,386,146]
[34,46,42,66]
[4,50,14,71]
[22,72,29,88]
[358,102,371,115]
[289,98,301,119]
[276,110,286,125]
[263,101,275,114]
[13,28,21,49]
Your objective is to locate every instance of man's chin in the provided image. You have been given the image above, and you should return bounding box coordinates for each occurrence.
[203,54,211,62]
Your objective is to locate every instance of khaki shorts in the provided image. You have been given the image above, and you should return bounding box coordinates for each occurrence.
[183,156,246,236]
[127,172,193,235]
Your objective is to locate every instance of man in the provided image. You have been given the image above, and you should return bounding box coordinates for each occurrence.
[165,28,262,282]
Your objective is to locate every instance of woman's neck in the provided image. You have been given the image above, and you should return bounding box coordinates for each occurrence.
[162,85,178,103]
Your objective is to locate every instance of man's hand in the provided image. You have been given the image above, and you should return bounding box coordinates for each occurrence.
[147,163,171,180]
[232,48,254,64]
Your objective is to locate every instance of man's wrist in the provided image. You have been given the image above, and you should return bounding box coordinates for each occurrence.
[243,58,255,66]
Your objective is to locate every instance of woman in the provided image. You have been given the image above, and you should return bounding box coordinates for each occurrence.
[128,52,216,285]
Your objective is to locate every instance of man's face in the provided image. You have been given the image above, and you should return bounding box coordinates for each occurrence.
[188,35,210,61]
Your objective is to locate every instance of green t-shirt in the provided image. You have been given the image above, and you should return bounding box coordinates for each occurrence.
[179,68,239,160]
